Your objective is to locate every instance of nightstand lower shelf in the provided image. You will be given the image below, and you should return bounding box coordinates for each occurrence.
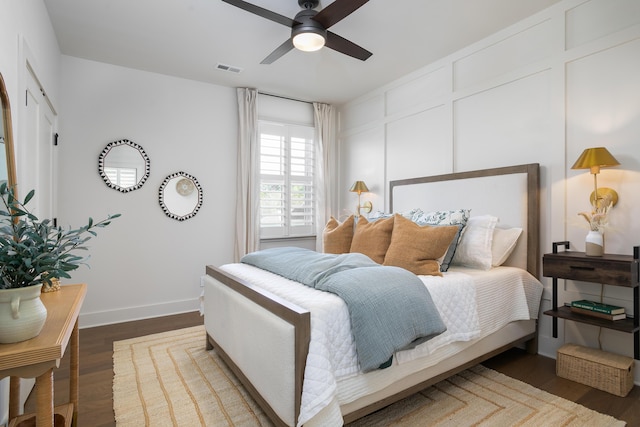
[544,307,638,333]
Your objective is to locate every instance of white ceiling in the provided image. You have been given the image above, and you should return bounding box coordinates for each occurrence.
[43,0,562,105]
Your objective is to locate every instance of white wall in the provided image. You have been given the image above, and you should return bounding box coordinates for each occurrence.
[338,0,640,381]
[56,56,238,327]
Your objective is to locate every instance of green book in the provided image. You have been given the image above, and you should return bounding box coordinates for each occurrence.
[571,300,625,315]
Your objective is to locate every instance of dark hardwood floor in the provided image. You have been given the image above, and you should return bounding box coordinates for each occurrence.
[23,312,639,426]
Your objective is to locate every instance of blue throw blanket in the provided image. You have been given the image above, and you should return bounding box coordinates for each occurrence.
[241,247,446,371]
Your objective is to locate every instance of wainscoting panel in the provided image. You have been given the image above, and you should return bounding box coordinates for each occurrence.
[565,0,640,50]
[453,70,553,172]
[339,126,386,215]
[340,94,385,132]
[385,66,449,117]
[386,107,450,183]
[453,18,554,91]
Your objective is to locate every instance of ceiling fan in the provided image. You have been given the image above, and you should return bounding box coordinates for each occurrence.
[222,0,372,64]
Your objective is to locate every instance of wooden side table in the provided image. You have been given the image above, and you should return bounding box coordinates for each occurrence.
[543,242,639,360]
[0,284,86,427]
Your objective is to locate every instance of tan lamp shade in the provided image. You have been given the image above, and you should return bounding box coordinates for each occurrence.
[349,181,369,194]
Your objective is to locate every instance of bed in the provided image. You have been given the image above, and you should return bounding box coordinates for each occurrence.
[203,163,542,426]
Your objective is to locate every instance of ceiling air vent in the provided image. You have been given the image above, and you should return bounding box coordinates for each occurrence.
[216,63,243,74]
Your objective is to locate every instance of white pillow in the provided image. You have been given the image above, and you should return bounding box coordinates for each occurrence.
[451,215,498,270]
[492,227,523,266]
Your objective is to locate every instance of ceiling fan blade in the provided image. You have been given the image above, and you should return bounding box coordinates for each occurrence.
[325,31,372,61]
[312,0,369,29]
[261,39,295,64]
[221,0,298,27]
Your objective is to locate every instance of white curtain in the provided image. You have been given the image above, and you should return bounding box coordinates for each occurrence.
[234,88,260,261]
[313,102,337,251]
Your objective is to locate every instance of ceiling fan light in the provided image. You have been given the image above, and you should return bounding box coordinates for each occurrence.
[293,31,325,52]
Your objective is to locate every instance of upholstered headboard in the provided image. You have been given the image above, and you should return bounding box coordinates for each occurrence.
[389,164,540,277]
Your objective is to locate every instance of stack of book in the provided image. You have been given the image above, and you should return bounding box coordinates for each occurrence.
[570,300,626,321]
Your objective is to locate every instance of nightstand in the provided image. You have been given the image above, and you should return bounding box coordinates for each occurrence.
[542,241,639,360]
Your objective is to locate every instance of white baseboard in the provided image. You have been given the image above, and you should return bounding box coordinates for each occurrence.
[79,298,201,328]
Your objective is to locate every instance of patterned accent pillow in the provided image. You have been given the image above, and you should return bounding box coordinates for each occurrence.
[411,209,471,271]
[411,209,470,227]
[368,208,422,221]
[323,215,355,254]
[349,216,394,264]
[383,215,459,276]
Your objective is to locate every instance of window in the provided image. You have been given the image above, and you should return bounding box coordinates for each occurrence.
[259,121,315,239]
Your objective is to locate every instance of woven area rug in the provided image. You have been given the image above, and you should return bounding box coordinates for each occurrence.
[113,325,625,426]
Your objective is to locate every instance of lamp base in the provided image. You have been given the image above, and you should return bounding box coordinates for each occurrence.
[356,201,372,217]
[589,187,618,207]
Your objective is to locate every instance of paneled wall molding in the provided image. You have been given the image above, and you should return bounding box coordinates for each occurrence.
[452,64,554,103]
[563,24,640,65]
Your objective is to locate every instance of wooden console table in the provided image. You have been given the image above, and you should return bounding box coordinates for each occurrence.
[0,284,86,427]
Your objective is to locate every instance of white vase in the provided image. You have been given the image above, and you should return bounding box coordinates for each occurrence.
[585,230,604,257]
[0,284,47,343]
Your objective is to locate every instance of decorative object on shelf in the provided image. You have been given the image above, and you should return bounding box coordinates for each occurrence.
[570,306,626,321]
[0,183,119,343]
[571,147,620,256]
[40,274,61,293]
[98,139,150,193]
[349,180,372,217]
[159,172,203,221]
[584,229,604,256]
[570,299,625,315]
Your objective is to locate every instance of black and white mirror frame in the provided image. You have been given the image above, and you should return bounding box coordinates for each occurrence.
[158,171,203,221]
[98,139,150,193]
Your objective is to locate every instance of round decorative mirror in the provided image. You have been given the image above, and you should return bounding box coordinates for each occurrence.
[98,139,150,192]
[158,172,203,221]
[0,73,17,192]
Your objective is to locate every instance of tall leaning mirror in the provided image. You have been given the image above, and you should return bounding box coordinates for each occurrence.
[0,73,18,192]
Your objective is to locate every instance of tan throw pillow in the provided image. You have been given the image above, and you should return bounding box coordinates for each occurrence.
[349,216,394,264]
[383,214,459,276]
[323,215,355,254]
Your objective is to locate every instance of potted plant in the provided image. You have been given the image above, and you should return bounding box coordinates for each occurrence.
[0,183,119,343]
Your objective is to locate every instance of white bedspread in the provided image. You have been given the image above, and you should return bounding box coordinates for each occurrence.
[218,263,542,427]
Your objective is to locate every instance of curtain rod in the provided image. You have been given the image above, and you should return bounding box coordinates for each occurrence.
[259,91,314,105]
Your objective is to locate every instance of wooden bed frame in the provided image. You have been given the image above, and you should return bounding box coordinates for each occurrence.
[204,163,540,426]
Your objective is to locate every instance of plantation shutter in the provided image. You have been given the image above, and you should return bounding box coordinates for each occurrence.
[259,121,315,238]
